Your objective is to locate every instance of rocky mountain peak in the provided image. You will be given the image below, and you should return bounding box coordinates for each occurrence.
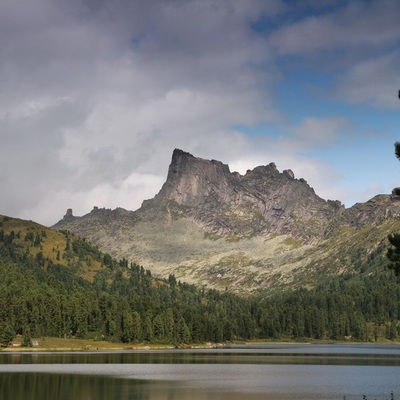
[63,208,75,221]
[156,148,233,206]
[152,149,343,240]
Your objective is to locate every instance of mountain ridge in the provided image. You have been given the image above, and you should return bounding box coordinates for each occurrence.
[52,149,400,292]
[152,149,344,240]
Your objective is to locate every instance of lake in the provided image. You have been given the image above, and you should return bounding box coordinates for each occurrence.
[1,344,400,400]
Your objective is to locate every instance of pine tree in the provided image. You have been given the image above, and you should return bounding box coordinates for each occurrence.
[387,142,400,274]
[387,233,400,275]
[142,316,153,342]
[0,322,15,347]
[177,317,191,344]
[131,312,142,342]
[22,326,33,347]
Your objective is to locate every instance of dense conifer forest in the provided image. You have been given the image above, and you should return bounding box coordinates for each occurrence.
[1,217,400,347]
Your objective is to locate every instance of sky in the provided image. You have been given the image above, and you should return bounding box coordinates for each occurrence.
[1,0,400,227]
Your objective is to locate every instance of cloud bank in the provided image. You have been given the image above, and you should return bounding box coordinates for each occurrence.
[1,0,400,225]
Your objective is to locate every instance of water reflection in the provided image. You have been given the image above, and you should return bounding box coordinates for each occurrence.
[0,372,286,400]
[1,345,400,400]
[1,373,150,400]
[2,344,400,366]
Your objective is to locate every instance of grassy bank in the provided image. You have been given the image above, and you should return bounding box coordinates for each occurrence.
[2,336,399,352]
[3,337,176,351]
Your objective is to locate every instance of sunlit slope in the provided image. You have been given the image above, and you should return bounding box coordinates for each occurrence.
[52,198,400,293]
[0,215,104,281]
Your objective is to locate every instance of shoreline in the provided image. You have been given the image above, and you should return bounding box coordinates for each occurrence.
[2,337,400,352]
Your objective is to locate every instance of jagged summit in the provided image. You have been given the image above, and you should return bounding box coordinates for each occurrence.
[151,149,342,239]
[52,148,400,292]
[56,149,344,241]
[62,208,76,222]
[156,149,233,206]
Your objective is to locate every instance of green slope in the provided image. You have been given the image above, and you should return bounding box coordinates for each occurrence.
[1,214,400,346]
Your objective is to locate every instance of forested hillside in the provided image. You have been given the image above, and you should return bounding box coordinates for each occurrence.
[1,214,400,346]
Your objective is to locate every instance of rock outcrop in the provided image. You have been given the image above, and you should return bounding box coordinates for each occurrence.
[149,149,344,240]
[63,208,74,220]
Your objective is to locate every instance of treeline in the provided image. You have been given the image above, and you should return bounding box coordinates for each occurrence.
[258,273,400,341]
[1,227,400,346]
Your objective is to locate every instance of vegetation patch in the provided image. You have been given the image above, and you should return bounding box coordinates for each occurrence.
[2,214,400,349]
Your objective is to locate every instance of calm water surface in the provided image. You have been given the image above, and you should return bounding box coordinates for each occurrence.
[1,344,400,400]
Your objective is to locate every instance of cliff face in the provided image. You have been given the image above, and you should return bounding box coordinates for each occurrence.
[156,149,234,206]
[151,149,343,240]
[53,149,400,292]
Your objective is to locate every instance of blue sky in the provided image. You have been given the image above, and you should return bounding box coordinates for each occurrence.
[1,0,400,225]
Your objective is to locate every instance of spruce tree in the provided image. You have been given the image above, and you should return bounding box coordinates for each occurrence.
[392,142,400,196]
[0,322,15,347]
[387,233,400,275]
[22,326,33,347]
[387,142,400,274]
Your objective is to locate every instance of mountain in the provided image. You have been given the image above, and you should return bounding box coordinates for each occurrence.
[52,149,400,292]
[154,149,344,239]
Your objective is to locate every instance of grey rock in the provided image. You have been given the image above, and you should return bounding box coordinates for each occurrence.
[153,148,341,240]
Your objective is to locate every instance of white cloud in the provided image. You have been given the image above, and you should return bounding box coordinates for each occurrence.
[229,116,350,204]
[269,0,400,110]
[21,172,165,224]
[334,50,400,109]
